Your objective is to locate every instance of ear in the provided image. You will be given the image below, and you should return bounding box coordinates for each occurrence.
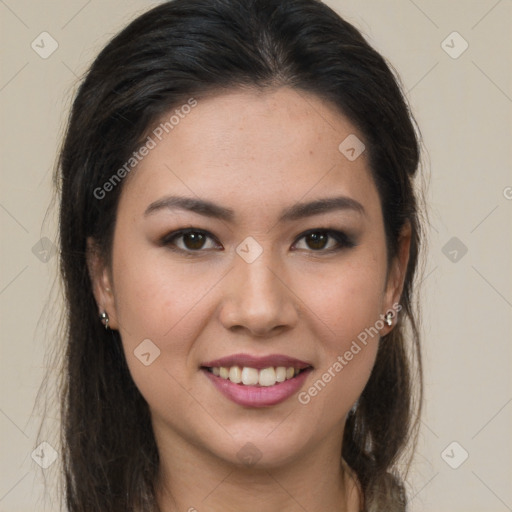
[382,221,412,330]
[86,237,118,330]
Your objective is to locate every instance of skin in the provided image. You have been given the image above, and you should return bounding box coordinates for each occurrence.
[88,86,411,512]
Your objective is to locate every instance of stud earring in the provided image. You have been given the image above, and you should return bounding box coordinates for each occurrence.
[385,311,394,326]
[99,311,110,330]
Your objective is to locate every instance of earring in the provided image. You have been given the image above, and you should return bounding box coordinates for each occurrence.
[99,311,110,330]
[385,311,394,326]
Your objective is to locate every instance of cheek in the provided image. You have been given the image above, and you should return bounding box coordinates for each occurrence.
[304,255,386,347]
[294,256,386,407]
[112,242,218,339]
[110,243,229,400]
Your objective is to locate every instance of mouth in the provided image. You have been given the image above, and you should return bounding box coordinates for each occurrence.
[200,353,313,407]
[201,365,311,387]
[200,352,313,387]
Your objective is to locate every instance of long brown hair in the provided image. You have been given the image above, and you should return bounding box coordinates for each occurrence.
[44,0,425,510]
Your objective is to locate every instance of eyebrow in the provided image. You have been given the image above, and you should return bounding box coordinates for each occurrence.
[144,195,366,221]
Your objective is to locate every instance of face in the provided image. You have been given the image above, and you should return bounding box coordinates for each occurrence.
[89,87,409,471]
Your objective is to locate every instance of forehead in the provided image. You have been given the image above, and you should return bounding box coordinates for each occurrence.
[118,87,381,219]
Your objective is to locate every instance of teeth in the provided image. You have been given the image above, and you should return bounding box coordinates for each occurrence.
[228,366,242,383]
[259,367,276,387]
[276,367,287,382]
[241,367,259,386]
[209,365,304,386]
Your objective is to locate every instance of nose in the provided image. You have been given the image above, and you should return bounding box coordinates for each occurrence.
[218,251,299,337]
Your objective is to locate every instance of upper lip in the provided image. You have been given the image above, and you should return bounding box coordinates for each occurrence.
[201,353,313,370]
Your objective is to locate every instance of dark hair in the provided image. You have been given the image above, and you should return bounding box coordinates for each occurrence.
[52,0,424,510]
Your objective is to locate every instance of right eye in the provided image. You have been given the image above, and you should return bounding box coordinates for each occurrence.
[161,229,223,253]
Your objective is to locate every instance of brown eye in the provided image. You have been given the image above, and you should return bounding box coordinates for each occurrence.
[182,231,207,250]
[162,229,221,253]
[293,229,356,252]
[305,232,329,250]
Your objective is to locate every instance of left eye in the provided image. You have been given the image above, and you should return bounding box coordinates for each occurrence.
[293,230,353,251]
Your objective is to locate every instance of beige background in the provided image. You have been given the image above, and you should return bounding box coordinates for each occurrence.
[1,1,511,511]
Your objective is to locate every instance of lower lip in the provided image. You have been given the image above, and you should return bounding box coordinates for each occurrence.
[202,368,312,408]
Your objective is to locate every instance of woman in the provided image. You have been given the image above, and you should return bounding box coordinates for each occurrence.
[55,0,424,510]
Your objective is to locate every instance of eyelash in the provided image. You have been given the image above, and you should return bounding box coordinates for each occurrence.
[160,227,356,256]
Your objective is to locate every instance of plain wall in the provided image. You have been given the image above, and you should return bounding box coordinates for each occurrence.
[1,1,511,510]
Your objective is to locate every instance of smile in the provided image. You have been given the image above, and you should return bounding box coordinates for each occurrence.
[202,367,312,407]
[200,353,313,407]
[205,365,307,387]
